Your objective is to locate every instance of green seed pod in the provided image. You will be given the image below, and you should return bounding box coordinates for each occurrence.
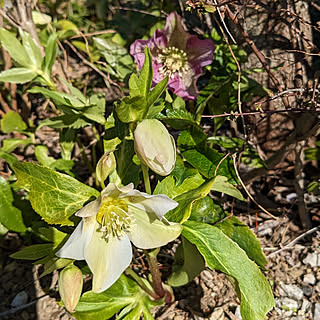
[134,119,176,176]
[58,264,83,313]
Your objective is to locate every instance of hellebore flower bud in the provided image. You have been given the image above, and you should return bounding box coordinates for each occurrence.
[96,151,116,186]
[134,119,176,176]
[58,264,83,313]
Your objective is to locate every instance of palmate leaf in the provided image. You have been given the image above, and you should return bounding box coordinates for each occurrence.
[73,275,161,320]
[12,162,99,225]
[182,220,274,320]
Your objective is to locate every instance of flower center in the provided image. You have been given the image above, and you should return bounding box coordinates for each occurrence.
[96,197,131,240]
[157,46,190,79]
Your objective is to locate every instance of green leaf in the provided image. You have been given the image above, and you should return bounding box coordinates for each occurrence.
[73,275,160,320]
[220,217,268,268]
[165,179,214,223]
[0,28,31,67]
[40,257,73,277]
[115,95,147,123]
[38,227,67,247]
[60,128,76,160]
[129,46,153,97]
[182,221,274,320]
[0,150,18,167]
[168,236,205,287]
[19,29,43,67]
[10,243,53,260]
[35,145,56,166]
[0,111,27,133]
[154,173,204,199]
[59,77,86,103]
[1,138,32,153]
[207,136,244,149]
[212,175,245,201]
[158,108,196,130]
[189,196,225,224]
[0,68,37,83]
[112,139,140,187]
[12,162,99,225]
[37,114,91,129]
[29,86,85,109]
[146,76,168,110]
[43,33,58,76]
[0,177,27,232]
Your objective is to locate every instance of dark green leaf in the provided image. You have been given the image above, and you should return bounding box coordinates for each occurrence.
[168,236,205,287]
[10,243,53,260]
[0,177,27,232]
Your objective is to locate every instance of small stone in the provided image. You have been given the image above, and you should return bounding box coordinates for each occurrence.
[302,285,313,297]
[234,306,243,319]
[303,253,320,268]
[209,308,225,320]
[11,291,28,308]
[280,297,299,312]
[314,303,320,320]
[280,284,304,301]
[202,270,214,281]
[303,273,316,285]
[298,299,311,315]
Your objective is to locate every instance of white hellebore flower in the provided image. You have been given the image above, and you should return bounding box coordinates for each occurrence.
[56,183,181,293]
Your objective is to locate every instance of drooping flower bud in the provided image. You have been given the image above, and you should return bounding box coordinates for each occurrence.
[96,151,116,186]
[134,119,176,176]
[58,264,83,313]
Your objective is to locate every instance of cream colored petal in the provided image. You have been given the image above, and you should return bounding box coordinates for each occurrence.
[85,232,132,293]
[127,208,182,249]
[122,190,178,219]
[101,183,134,199]
[76,197,101,218]
[56,216,96,260]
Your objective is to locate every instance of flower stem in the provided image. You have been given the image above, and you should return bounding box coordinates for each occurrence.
[145,249,166,298]
[125,268,159,299]
[141,164,151,194]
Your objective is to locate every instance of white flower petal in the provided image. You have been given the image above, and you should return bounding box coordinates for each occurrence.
[122,189,178,219]
[101,183,134,199]
[85,232,132,293]
[128,209,182,249]
[56,216,96,260]
[76,197,101,218]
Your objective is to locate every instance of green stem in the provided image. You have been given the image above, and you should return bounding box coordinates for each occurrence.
[141,164,151,194]
[145,249,165,298]
[125,268,159,299]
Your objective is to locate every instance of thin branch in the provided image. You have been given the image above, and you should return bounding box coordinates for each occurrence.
[232,154,278,220]
[268,227,319,257]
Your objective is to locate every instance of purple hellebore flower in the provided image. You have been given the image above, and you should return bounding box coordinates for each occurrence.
[130,12,215,100]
